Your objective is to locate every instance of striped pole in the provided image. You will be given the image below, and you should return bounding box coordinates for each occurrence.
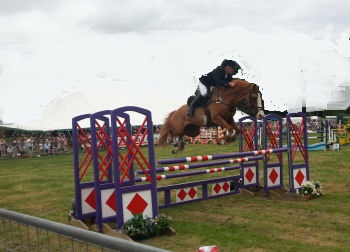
[138,155,264,174]
[136,165,241,182]
[158,148,288,165]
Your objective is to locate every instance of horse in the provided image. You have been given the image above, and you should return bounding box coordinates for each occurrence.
[157,79,265,153]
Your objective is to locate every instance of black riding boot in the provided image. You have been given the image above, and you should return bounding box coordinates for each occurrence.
[187,93,203,117]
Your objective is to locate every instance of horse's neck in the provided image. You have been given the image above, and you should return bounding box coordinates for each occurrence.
[219,85,252,106]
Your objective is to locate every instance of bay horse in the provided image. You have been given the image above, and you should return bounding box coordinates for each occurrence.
[158,80,265,153]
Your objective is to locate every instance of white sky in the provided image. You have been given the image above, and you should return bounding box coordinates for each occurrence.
[1,0,350,128]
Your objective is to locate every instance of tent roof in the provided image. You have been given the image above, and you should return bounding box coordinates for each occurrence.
[1,85,253,131]
[21,86,183,131]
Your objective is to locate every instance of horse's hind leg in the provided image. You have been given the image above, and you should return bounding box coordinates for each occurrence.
[171,136,186,154]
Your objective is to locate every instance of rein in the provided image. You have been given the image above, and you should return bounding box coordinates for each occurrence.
[213,96,235,110]
[210,87,235,110]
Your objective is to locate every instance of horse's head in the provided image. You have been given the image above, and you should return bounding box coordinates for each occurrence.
[246,84,265,119]
[225,81,265,119]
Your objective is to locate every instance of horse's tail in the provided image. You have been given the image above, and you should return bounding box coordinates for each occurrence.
[157,111,175,146]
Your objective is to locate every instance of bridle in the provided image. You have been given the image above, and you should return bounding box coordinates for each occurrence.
[248,90,264,113]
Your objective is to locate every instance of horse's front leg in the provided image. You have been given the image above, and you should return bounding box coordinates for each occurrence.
[211,115,240,141]
[178,136,186,151]
[172,137,180,154]
[231,122,241,135]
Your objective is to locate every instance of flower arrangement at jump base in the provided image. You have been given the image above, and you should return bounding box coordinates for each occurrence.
[296,180,324,199]
[121,213,173,240]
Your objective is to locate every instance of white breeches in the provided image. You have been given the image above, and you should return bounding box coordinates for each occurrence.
[198,81,208,96]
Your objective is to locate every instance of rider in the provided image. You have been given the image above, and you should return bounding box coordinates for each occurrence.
[187,59,242,117]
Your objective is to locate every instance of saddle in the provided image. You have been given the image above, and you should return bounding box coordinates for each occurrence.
[186,95,209,107]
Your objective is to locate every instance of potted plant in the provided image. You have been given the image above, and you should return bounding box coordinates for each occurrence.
[121,213,173,240]
[296,180,324,200]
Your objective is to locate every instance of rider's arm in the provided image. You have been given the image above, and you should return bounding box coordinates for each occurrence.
[212,67,229,87]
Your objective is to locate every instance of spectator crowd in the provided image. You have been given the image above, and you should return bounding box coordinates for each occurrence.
[0,134,68,160]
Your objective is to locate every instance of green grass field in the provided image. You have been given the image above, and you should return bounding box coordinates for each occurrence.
[1,143,350,251]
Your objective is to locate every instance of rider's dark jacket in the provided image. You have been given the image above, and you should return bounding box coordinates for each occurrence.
[199,66,233,89]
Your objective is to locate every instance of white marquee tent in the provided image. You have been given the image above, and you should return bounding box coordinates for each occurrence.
[1,28,350,131]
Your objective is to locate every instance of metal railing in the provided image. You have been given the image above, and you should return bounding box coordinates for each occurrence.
[0,208,169,252]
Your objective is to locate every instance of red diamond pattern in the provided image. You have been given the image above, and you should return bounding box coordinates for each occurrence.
[188,187,197,199]
[85,189,96,210]
[126,193,148,215]
[177,189,187,201]
[295,169,305,186]
[269,168,279,184]
[106,191,116,211]
[177,187,197,201]
[213,183,221,194]
[213,182,230,195]
[222,182,230,192]
[245,168,255,182]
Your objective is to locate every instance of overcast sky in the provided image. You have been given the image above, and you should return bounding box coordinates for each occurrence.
[1,0,350,127]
